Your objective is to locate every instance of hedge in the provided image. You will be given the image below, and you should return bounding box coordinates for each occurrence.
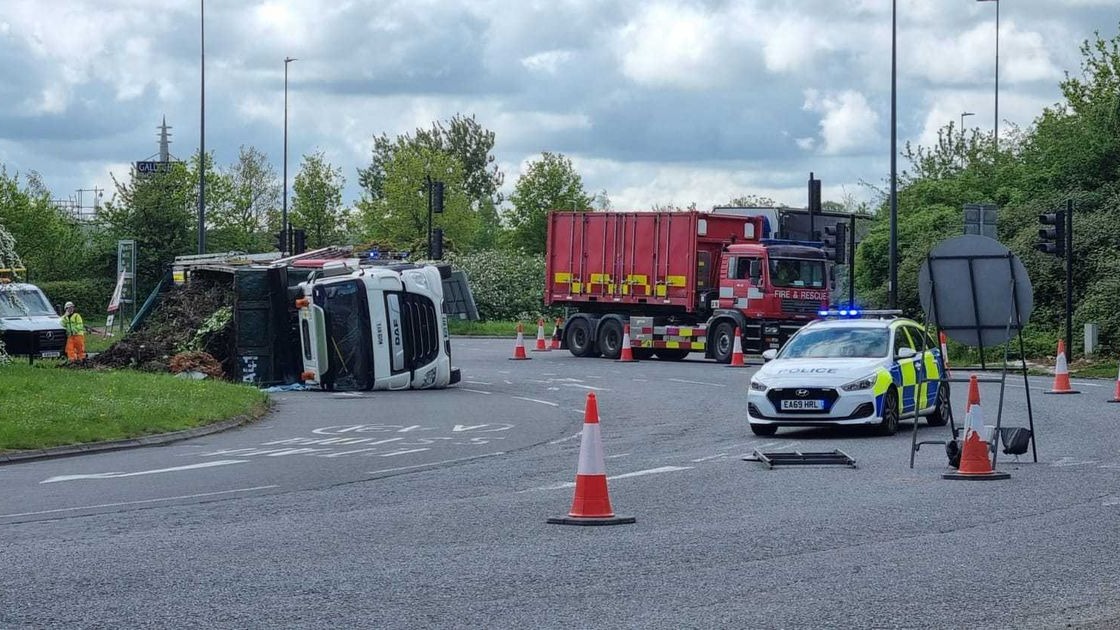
[36,278,115,316]
[445,250,553,321]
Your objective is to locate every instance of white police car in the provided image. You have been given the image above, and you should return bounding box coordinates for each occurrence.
[746,311,950,436]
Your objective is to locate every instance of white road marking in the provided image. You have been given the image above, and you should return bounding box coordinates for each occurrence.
[461,388,492,395]
[1,485,278,519]
[379,448,431,457]
[549,433,582,445]
[41,460,249,484]
[512,396,560,407]
[606,453,630,459]
[463,380,493,386]
[366,452,505,476]
[691,454,726,462]
[668,378,726,387]
[504,379,514,385]
[562,383,610,391]
[525,465,693,491]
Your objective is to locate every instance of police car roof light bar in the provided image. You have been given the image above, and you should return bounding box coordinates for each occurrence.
[816,308,903,319]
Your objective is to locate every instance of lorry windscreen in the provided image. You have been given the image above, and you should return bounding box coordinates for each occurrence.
[0,289,56,317]
[769,259,826,289]
[314,280,375,390]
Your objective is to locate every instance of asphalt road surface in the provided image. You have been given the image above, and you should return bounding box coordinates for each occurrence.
[2,339,1119,629]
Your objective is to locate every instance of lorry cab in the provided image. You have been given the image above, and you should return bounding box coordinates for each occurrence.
[296,263,458,391]
[0,280,67,359]
[718,242,830,320]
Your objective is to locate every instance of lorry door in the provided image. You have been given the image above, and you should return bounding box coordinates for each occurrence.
[721,255,760,311]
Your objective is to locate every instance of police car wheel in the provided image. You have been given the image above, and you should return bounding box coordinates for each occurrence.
[750,423,778,436]
[927,384,951,426]
[878,389,900,436]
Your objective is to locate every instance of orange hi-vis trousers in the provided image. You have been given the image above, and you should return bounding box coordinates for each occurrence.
[65,334,86,361]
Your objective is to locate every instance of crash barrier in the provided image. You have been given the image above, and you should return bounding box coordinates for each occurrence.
[745,449,856,469]
[509,322,531,361]
[548,393,635,526]
[616,324,637,363]
[727,327,748,368]
[943,375,1010,480]
[1046,339,1080,394]
[533,317,549,352]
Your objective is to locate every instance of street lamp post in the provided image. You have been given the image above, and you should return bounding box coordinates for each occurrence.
[960,111,975,167]
[978,0,999,157]
[282,56,297,254]
[198,0,206,255]
[889,0,898,309]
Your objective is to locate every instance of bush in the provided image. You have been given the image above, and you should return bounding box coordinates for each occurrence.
[37,278,115,315]
[445,250,554,321]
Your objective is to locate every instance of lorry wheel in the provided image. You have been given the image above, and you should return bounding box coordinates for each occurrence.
[632,348,655,360]
[566,318,600,358]
[654,349,689,361]
[597,319,623,360]
[711,321,736,364]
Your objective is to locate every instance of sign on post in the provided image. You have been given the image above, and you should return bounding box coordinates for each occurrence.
[963,203,998,239]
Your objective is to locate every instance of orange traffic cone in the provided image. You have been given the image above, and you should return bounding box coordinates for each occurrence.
[616,324,637,362]
[943,375,1010,480]
[727,327,748,368]
[509,322,531,361]
[1109,360,1120,403]
[547,393,636,526]
[939,331,952,378]
[550,318,562,350]
[532,317,549,352]
[1046,339,1080,394]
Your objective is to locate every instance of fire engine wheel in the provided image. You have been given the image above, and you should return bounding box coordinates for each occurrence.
[878,388,900,436]
[566,318,600,358]
[711,321,736,364]
[597,319,623,360]
[654,349,689,361]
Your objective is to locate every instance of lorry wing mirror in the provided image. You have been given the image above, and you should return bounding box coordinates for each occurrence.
[749,260,761,283]
[761,349,778,362]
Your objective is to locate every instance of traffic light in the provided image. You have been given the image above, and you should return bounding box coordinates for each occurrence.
[274,230,286,252]
[292,228,307,255]
[1037,210,1065,257]
[822,223,847,264]
[430,227,444,260]
[431,181,445,214]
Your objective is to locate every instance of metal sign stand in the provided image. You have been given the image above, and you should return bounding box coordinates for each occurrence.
[746,449,857,469]
[909,247,1037,468]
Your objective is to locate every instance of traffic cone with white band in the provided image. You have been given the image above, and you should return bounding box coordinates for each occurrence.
[943,375,1009,480]
[550,318,562,350]
[548,393,636,526]
[1046,339,1079,394]
[939,331,952,378]
[533,317,549,352]
[616,324,637,362]
[509,323,531,361]
[727,327,748,368]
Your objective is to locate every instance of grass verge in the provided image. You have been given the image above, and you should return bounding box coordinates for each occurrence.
[0,363,269,452]
[448,319,523,337]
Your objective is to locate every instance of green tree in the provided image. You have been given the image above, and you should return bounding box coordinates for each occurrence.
[507,152,592,254]
[0,169,94,281]
[356,146,477,254]
[726,194,783,207]
[209,146,280,253]
[291,152,346,249]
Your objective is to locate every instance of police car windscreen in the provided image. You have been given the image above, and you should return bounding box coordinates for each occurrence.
[769,259,826,288]
[0,289,56,317]
[781,328,889,359]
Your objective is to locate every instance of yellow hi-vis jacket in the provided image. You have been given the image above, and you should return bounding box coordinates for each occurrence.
[61,312,85,336]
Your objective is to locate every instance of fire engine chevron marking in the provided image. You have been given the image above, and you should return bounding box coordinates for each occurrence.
[41,460,249,484]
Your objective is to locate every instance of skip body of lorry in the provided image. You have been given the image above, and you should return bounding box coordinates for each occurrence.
[545,210,831,363]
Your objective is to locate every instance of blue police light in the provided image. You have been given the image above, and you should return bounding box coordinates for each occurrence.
[849,309,861,317]
[838,309,849,316]
[818,309,830,317]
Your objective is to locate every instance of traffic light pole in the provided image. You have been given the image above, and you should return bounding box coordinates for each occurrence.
[1065,198,1073,360]
[426,175,433,259]
[848,218,856,307]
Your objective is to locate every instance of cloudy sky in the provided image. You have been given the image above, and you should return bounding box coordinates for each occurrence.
[0,0,1116,215]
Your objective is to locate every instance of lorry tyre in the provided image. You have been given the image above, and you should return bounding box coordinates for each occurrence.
[750,423,778,436]
[597,319,623,360]
[711,321,736,364]
[654,349,689,361]
[566,318,600,358]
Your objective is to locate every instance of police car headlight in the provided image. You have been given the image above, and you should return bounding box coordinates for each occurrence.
[841,375,876,391]
[749,379,768,392]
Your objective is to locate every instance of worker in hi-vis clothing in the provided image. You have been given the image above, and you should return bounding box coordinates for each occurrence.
[61,300,86,361]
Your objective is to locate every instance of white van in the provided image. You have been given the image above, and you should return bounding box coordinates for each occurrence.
[0,283,67,358]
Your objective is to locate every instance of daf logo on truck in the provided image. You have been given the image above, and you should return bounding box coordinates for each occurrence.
[544,209,834,364]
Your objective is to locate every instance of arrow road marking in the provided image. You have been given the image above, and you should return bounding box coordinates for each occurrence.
[41,460,249,484]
